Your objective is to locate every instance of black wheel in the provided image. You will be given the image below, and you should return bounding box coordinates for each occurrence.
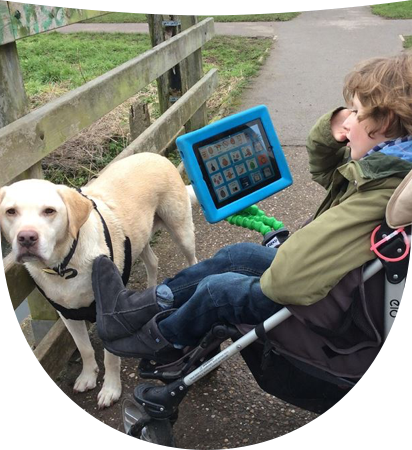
[122,397,175,447]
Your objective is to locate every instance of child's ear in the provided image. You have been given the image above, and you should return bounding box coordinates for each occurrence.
[380,111,395,137]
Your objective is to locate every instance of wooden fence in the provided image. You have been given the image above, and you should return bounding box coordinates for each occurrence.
[0,5,217,379]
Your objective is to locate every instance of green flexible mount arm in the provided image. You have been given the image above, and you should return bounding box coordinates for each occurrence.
[225,205,284,236]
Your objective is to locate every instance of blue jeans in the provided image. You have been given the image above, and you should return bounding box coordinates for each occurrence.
[159,243,282,346]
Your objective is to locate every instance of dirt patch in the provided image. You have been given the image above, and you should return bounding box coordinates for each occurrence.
[40,85,158,186]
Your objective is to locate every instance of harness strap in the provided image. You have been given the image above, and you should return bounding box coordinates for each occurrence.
[78,190,114,261]
[78,191,132,283]
[35,282,97,323]
[78,190,132,284]
[255,322,276,370]
[122,236,132,285]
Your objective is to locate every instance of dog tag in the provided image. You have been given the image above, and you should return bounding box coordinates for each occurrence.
[42,268,59,275]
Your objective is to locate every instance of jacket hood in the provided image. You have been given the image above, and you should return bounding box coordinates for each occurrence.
[338,137,412,186]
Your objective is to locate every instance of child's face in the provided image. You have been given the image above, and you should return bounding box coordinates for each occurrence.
[342,95,387,160]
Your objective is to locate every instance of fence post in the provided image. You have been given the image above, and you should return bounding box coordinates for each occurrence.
[0,41,58,345]
[129,101,151,142]
[147,14,172,115]
[179,16,208,132]
[1,40,29,262]
[146,14,208,157]
[0,42,29,127]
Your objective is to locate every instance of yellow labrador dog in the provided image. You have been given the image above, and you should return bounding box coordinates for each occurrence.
[0,153,197,408]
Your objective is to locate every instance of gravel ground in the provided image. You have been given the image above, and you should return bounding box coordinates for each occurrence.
[54,144,326,448]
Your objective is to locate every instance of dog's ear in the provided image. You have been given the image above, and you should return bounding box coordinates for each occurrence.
[0,187,6,244]
[0,187,6,206]
[57,186,93,239]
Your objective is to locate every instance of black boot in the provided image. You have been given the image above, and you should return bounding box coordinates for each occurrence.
[101,310,183,364]
[92,255,160,341]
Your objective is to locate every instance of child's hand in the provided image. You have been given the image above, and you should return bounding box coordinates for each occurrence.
[330,109,351,142]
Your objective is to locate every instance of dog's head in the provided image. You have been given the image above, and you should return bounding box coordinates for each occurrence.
[0,180,93,265]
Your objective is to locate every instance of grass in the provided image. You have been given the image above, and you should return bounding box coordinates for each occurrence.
[371,1,412,19]
[17,32,270,115]
[372,2,412,48]
[17,32,152,107]
[201,13,299,22]
[16,32,271,186]
[203,36,271,119]
[84,12,299,23]
[84,13,147,23]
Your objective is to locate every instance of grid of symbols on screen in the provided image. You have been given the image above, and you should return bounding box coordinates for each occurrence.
[198,124,274,203]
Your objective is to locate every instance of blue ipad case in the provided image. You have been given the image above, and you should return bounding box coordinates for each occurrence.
[177,105,293,223]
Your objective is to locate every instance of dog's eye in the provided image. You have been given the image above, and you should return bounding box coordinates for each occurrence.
[44,208,56,215]
[6,208,16,216]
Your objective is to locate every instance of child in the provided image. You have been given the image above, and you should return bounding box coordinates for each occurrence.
[92,52,412,369]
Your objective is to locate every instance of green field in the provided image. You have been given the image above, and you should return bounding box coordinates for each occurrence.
[371,1,412,19]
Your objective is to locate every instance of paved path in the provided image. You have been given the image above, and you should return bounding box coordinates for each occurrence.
[60,7,412,145]
[57,21,277,37]
[239,6,412,145]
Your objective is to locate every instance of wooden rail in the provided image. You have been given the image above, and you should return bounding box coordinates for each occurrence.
[0,2,106,45]
[1,14,217,378]
[0,18,215,187]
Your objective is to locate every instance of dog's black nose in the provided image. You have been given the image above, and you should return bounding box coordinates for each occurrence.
[17,230,39,248]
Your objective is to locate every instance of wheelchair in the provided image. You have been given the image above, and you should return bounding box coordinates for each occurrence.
[120,170,412,446]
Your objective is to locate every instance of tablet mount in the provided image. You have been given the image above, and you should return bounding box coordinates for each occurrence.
[177,105,293,224]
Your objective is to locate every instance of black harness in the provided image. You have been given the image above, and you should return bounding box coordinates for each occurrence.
[35,192,132,323]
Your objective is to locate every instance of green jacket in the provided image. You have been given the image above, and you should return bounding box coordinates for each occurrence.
[260,109,412,306]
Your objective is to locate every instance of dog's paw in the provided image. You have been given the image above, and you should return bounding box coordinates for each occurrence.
[73,365,99,393]
[97,377,122,409]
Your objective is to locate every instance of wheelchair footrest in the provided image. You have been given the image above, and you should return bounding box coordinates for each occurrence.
[137,323,236,382]
[134,379,189,419]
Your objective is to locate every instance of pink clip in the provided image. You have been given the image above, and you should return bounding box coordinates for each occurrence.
[370,225,410,262]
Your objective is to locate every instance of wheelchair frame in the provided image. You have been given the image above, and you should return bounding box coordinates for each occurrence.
[123,229,410,444]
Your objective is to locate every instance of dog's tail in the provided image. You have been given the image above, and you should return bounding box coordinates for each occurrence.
[186,185,199,206]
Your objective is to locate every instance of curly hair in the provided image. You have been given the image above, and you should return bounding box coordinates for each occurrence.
[343,51,412,138]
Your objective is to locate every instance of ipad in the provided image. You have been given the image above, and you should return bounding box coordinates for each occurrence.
[177,105,292,223]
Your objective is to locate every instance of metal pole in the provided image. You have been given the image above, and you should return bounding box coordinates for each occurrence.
[183,257,387,387]
[183,307,292,386]
[381,233,411,340]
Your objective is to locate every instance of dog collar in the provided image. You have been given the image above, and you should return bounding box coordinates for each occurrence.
[42,233,79,279]
[42,189,109,281]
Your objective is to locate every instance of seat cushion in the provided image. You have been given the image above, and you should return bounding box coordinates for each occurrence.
[386,170,412,228]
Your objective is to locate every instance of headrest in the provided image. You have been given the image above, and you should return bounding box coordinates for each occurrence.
[386,170,412,228]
